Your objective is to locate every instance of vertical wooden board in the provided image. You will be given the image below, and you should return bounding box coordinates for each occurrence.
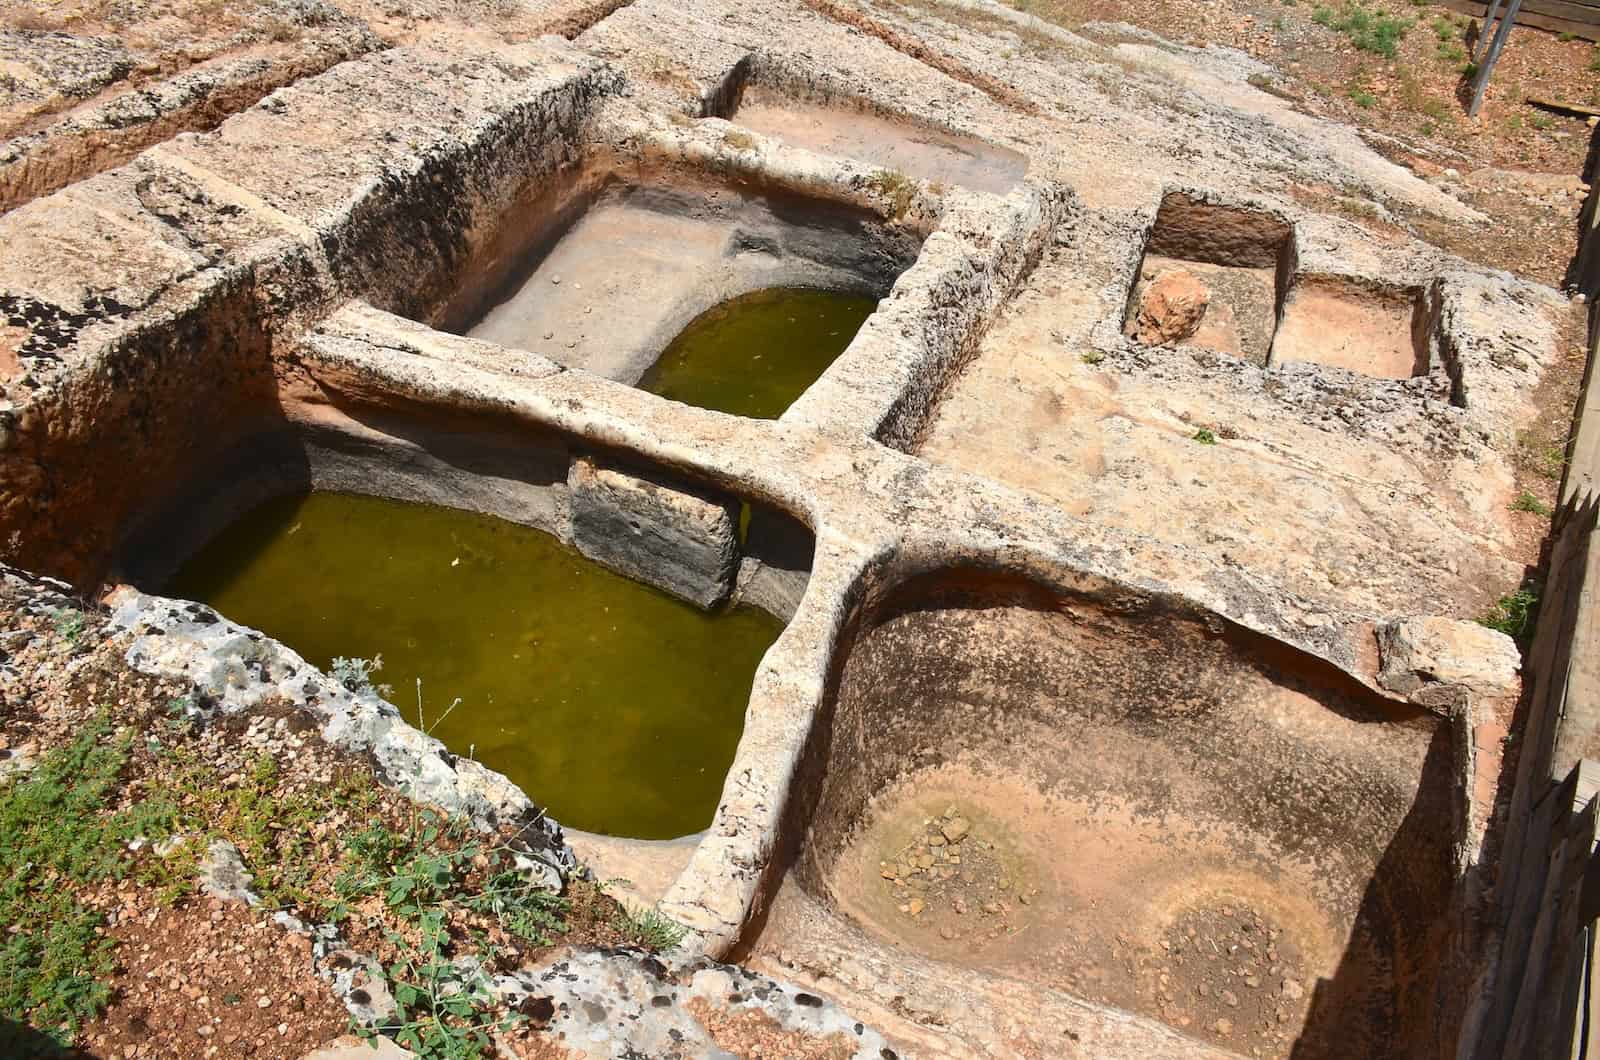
[1557,529,1600,769]
[1564,318,1600,507]
[1483,766,1586,1058]
[1534,798,1600,1058]
[1586,925,1600,1059]
[1506,832,1575,1057]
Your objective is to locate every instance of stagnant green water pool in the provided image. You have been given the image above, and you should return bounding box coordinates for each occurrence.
[167,492,784,839]
[637,287,876,418]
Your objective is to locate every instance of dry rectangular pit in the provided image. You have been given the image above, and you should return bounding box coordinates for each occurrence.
[750,570,1466,1059]
[1125,194,1439,382]
[1273,277,1433,379]
[710,67,1028,196]
[1124,192,1296,367]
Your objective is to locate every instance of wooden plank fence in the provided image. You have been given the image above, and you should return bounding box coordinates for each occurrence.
[1440,0,1600,42]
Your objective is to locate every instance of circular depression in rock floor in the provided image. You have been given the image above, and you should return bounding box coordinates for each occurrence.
[778,572,1461,1059]
[832,764,1338,1056]
[165,490,783,839]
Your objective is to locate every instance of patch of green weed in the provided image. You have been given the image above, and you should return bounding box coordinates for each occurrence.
[1510,490,1552,517]
[0,713,183,1043]
[1480,583,1541,646]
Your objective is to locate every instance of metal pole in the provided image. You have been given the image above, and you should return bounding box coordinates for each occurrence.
[1476,0,1506,62]
[1469,0,1523,118]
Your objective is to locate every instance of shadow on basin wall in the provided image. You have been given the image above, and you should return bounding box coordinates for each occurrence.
[117,396,575,591]
[738,562,1474,1057]
[0,1019,78,1059]
[1291,721,1464,1060]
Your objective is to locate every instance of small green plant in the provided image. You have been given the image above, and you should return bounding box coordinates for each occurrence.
[1080,350,1106,365]
[1349,88,1378,107]
[1531,112,1555,131]
[1510,490,1552,517]
[50,607,86,645]
[1192,427,1218,445]
[333,815,576,1058]
[1559,31,1577,42]
[722,128,756,150]
[1591,45,1600,72]
[868,169,917,220]
[380,909,504,1059]
[1480,583,1540,646]
[612,903,689,951]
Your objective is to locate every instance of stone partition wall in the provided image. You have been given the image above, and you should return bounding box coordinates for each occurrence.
[568,455,742,608]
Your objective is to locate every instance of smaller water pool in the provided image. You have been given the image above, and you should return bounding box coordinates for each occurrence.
[166,492,784,839]
[638,287,876,419]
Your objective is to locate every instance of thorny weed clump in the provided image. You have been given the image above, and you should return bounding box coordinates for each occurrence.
[612,902,690,951]
[868,168,917,220]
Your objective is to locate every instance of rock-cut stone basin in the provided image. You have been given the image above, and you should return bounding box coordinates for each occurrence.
[165,490,784,840]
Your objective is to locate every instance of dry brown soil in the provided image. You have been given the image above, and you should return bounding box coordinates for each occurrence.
[911,0,1598,286]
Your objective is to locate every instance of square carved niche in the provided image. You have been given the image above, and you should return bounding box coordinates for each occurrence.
[1123,192,1296,367]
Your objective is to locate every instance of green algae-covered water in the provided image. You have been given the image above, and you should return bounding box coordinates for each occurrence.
[166,492,784,839]
[638,288,876,419]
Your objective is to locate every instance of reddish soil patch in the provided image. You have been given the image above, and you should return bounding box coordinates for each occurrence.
[1274,280,1425,377]
[80,899,348,1059]
[834,771,1341,1059]
[686,997,859,1059]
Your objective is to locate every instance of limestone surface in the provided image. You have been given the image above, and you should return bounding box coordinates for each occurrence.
[0,0,1582,1055]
